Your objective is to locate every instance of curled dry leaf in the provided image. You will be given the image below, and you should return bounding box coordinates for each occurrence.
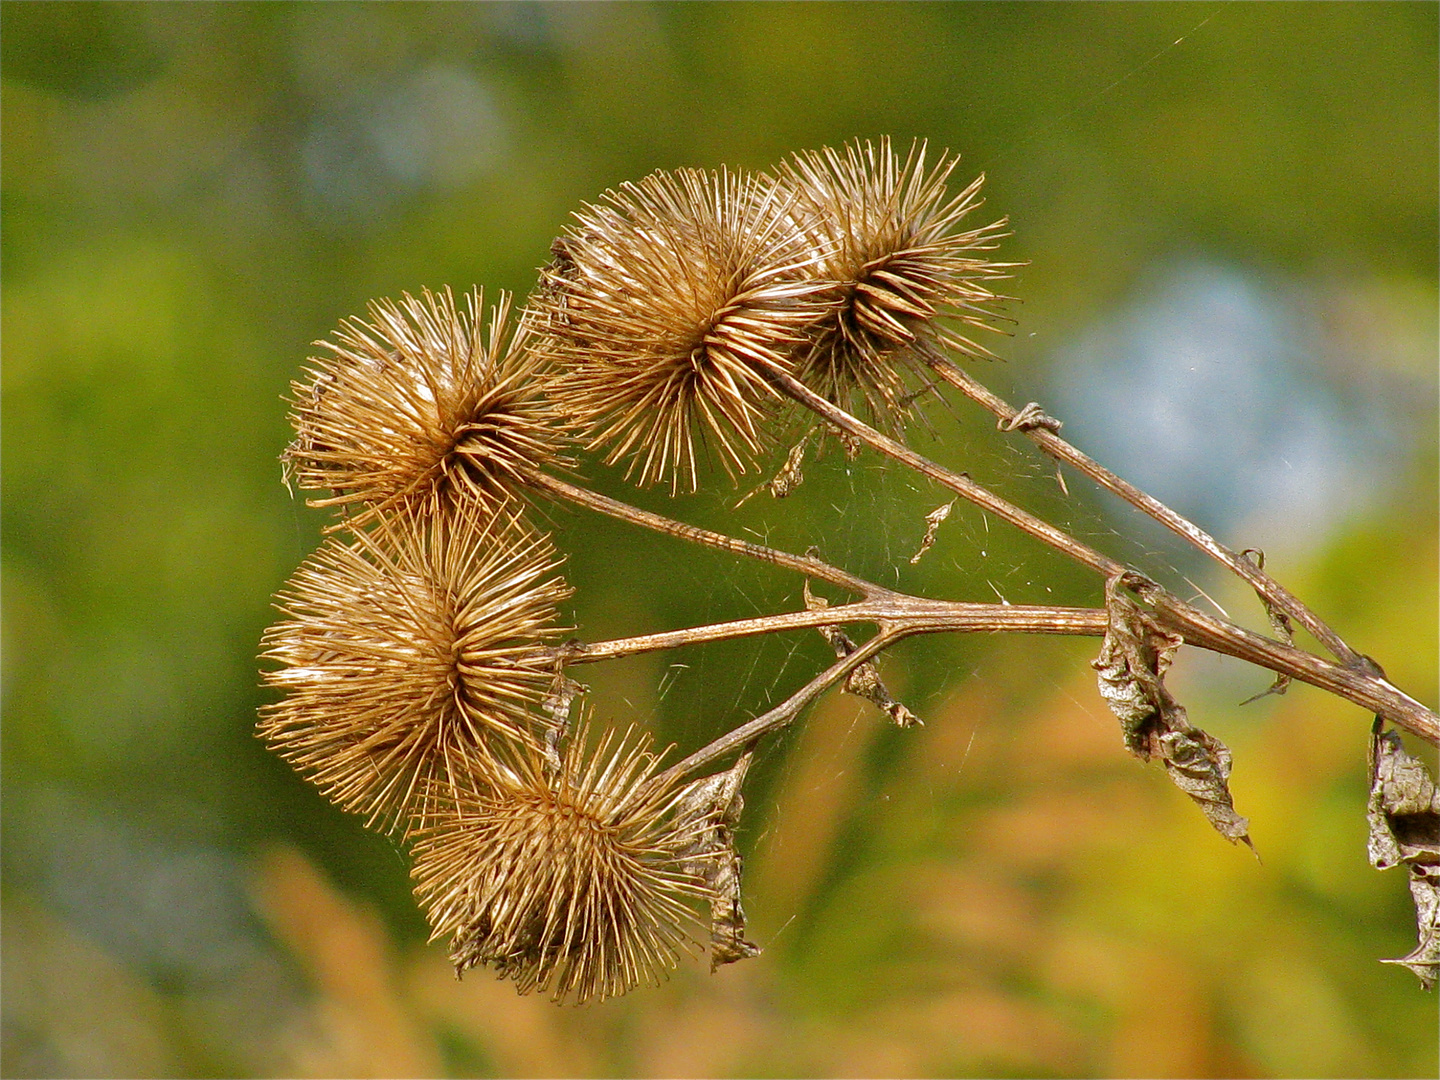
[767,434,810,499]
[1367,723,1440,989]
[909,499,955,565]
[733,433,810,509]
[540,667,588,769]
[675,747,761,969]
[804,582,921,728]
[997,401,1063,434]
[1093,573,1252,847]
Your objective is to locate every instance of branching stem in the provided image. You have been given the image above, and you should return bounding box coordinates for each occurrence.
[762,366,1437,742]
[643,602,1434,791]
[564,593,1438,748]
[1140,585,1438,742]
[514,371,1436,746]
[649,627,902,789]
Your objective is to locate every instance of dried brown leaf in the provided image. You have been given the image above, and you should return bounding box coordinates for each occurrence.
[767,434,810,499]
[1092,573,1252,847]
[1368,723,1440,989]
[733,433,810,508]
[804,583,921,728]
[997,401,1063,434]
[909,499,956,565]
[674,748,760,970]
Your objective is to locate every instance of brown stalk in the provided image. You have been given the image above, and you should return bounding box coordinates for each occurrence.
[523,446,1435,741]
[560,584,1436,749]
[525,467,886,599]
[766,365,1124,577]
[1142,586,1439,743]
[754,368,1438,744]
[553,598,1108,664]
[925,355,1367,670]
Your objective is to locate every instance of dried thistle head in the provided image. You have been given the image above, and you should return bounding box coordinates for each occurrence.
[258,503,571,833]
[534,167,834,493]
[284,286,569,529]
[409,724,719,1004]
[779,137,1012,429]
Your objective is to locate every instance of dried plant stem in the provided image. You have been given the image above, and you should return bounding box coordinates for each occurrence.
[555,598,1109,664]
[525,456,1437,742]
[767,368,1126,579]
[764,369,1439,744]
[564,586,1437,746]
[520,387,1434,743]
[650,627,903,789]
[526,468,885,598]
[926,356,1366,669]
[649,593,1440,792]
[1141,584,1440,743]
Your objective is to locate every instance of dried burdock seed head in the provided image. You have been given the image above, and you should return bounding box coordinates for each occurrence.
[283,286,569,529]
[410,724,718,1004]
[258,502,571,834]
[779,136,1012,429]
[534,166,834,493]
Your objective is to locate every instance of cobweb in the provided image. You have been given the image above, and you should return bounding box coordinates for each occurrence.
[558,345,1213,787]
[548,3,1422,964]
[549,243,1419,972]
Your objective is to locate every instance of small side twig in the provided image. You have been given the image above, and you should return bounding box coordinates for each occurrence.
[1238,548,1293,705]
[761,363,1438,743]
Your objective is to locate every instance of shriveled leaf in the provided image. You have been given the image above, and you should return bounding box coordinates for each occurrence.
[541,667,588,769]
[675,748,760,970]
[1093,573,1252,847]
[1368,723,1440,989]
[734,434,809,508]
[909,499,955,565]
[542,666,586,726]
[768,435,809,499]
[804,582,920,728]
[996,400,1062,434]
[842,660,921,728]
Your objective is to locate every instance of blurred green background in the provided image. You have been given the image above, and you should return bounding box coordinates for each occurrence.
[3,2,1437,1077]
